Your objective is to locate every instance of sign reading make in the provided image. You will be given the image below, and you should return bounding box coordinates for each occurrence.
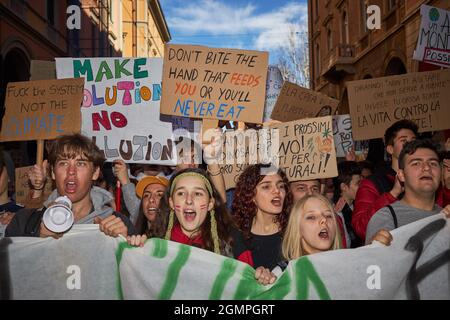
[413,5,450,68]
[56,57,175,165]
[0,78,83,142]
[160,44,269,123]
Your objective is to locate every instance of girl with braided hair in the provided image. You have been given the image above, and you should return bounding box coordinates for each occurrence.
[128,168,234,256]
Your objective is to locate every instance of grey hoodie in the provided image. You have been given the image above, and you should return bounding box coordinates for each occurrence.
[44,186,115,224]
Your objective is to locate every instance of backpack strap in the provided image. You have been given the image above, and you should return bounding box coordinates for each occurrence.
[386,205,398,229]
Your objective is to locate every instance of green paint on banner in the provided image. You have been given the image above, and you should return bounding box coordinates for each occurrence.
[158,245,191,300]
[233,265,264,299]
[209,258,238,299]
[151,238,168,258]
[295,257,331,300]
[115,241,135,300]
[254,269,291,299]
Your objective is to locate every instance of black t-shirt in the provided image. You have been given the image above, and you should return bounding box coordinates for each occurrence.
[250,232,283,270]
[232,228,283,270]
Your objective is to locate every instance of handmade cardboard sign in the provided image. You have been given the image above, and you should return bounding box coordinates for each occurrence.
[332,114,353,158]
[206,126,278,190]
[271,82,339,122]
[15,166,53,208]
[347,69,450,140]
[413,5,450,68]
[271,116,338,181]
[30,60,56,80]
[55,57,176,164]
[160,44,268,123]
[220,130,258,190]
[0,78,84,142]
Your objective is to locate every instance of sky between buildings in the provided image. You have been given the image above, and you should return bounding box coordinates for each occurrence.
[160,0,309,65]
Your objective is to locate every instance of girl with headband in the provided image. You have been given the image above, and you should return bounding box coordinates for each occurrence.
[129,167,234,255]
[231,164,293,270]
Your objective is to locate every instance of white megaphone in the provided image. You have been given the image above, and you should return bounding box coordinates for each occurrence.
[42,196,74,233]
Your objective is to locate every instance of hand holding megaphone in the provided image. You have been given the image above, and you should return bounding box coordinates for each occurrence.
[42,196,74,234]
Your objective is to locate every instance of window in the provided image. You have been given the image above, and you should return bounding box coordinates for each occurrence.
[388,0,397,11]
[342,11,349,44]
[46,0,55,25]
[361,0,368,33]
[315,43,321,78]
[327,28,333,52]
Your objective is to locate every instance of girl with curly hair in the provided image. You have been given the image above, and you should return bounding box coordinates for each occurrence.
[231,164,293,270]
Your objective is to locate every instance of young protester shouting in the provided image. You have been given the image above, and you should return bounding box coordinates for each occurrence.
[232,164,293,270]
[125,176,169,246]
[352,119,418,241]
[255,194,341,285]
[130,168,234,255]
[6,134,136,238]
[115,133,227,224]
[366,139,450,245]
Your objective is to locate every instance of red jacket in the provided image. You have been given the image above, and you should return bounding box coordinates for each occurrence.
[352,170,397,241]
[436,184,450,208]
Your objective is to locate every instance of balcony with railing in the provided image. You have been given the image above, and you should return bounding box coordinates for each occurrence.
[323,43,356,83]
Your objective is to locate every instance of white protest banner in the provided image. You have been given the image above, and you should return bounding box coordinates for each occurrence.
[55,58,176,164]
[1,215,449,299]
[263,65,283,122]
[347,69,450,140]
[271,116,338,181]
[332,115,353,158]
[413,5,450,68]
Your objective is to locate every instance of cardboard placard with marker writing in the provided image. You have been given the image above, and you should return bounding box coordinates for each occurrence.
[271,116,338,181]
[15,166,53,208]
[160,44,269,123]
[347,69,450,141]
[216,127,278,190]
[271,81,339,122]
[0,78,84,142]
[332,114,353,158]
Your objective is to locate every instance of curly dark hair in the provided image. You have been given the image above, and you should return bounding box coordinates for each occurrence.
[160,167,235,255]
[232,164,293,240]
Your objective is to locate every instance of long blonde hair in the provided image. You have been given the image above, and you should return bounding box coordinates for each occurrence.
[282,194,341,260]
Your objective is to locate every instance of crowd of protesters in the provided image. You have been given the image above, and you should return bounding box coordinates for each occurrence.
[0,119,449,284]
